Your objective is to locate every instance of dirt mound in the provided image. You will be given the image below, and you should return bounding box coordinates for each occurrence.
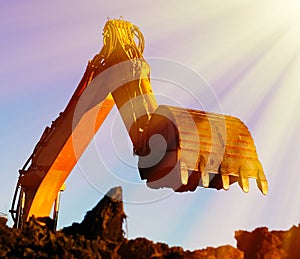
[2,186,300,258]
[0,186,243,258]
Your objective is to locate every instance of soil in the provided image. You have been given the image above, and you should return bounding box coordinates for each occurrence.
[0,187,299,258]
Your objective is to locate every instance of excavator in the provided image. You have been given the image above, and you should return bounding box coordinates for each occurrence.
[10,18,268,229]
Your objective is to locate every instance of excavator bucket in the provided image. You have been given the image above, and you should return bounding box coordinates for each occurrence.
[138,105,268,194]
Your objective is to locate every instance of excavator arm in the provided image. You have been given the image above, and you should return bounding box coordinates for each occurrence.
[10,18,268,228]
[10,19,157,228]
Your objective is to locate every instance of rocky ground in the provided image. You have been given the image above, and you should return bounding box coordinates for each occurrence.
[0,187,299,258]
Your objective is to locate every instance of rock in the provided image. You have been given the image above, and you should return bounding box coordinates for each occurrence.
[0,216,7,226]
[235,227,284,258]
[214,245,244,259]
[117,238,243,259]
[236,225,300,258]
[164,245,243,259]
[279,224,300,258]
[62,186,125,242]
[118,238,164,258]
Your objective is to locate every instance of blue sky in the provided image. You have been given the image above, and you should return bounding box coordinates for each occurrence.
[1,0,300,249]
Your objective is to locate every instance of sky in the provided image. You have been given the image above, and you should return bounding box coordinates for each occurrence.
[1,0,300,250]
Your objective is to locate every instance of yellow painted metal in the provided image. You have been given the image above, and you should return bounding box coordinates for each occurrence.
[15,18,158,223]
[100,19,158,150]
[22,95,114,219]
[138,105,268,194]
[12,18,268,227]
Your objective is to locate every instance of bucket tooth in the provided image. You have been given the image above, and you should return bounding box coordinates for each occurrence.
[255,162,268,195]
[221,175,230,190]
[181,162,189,185]
[201,172,210,188]
[257,179,268,195]
[198,155,208,173]
[238,177,249,193]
